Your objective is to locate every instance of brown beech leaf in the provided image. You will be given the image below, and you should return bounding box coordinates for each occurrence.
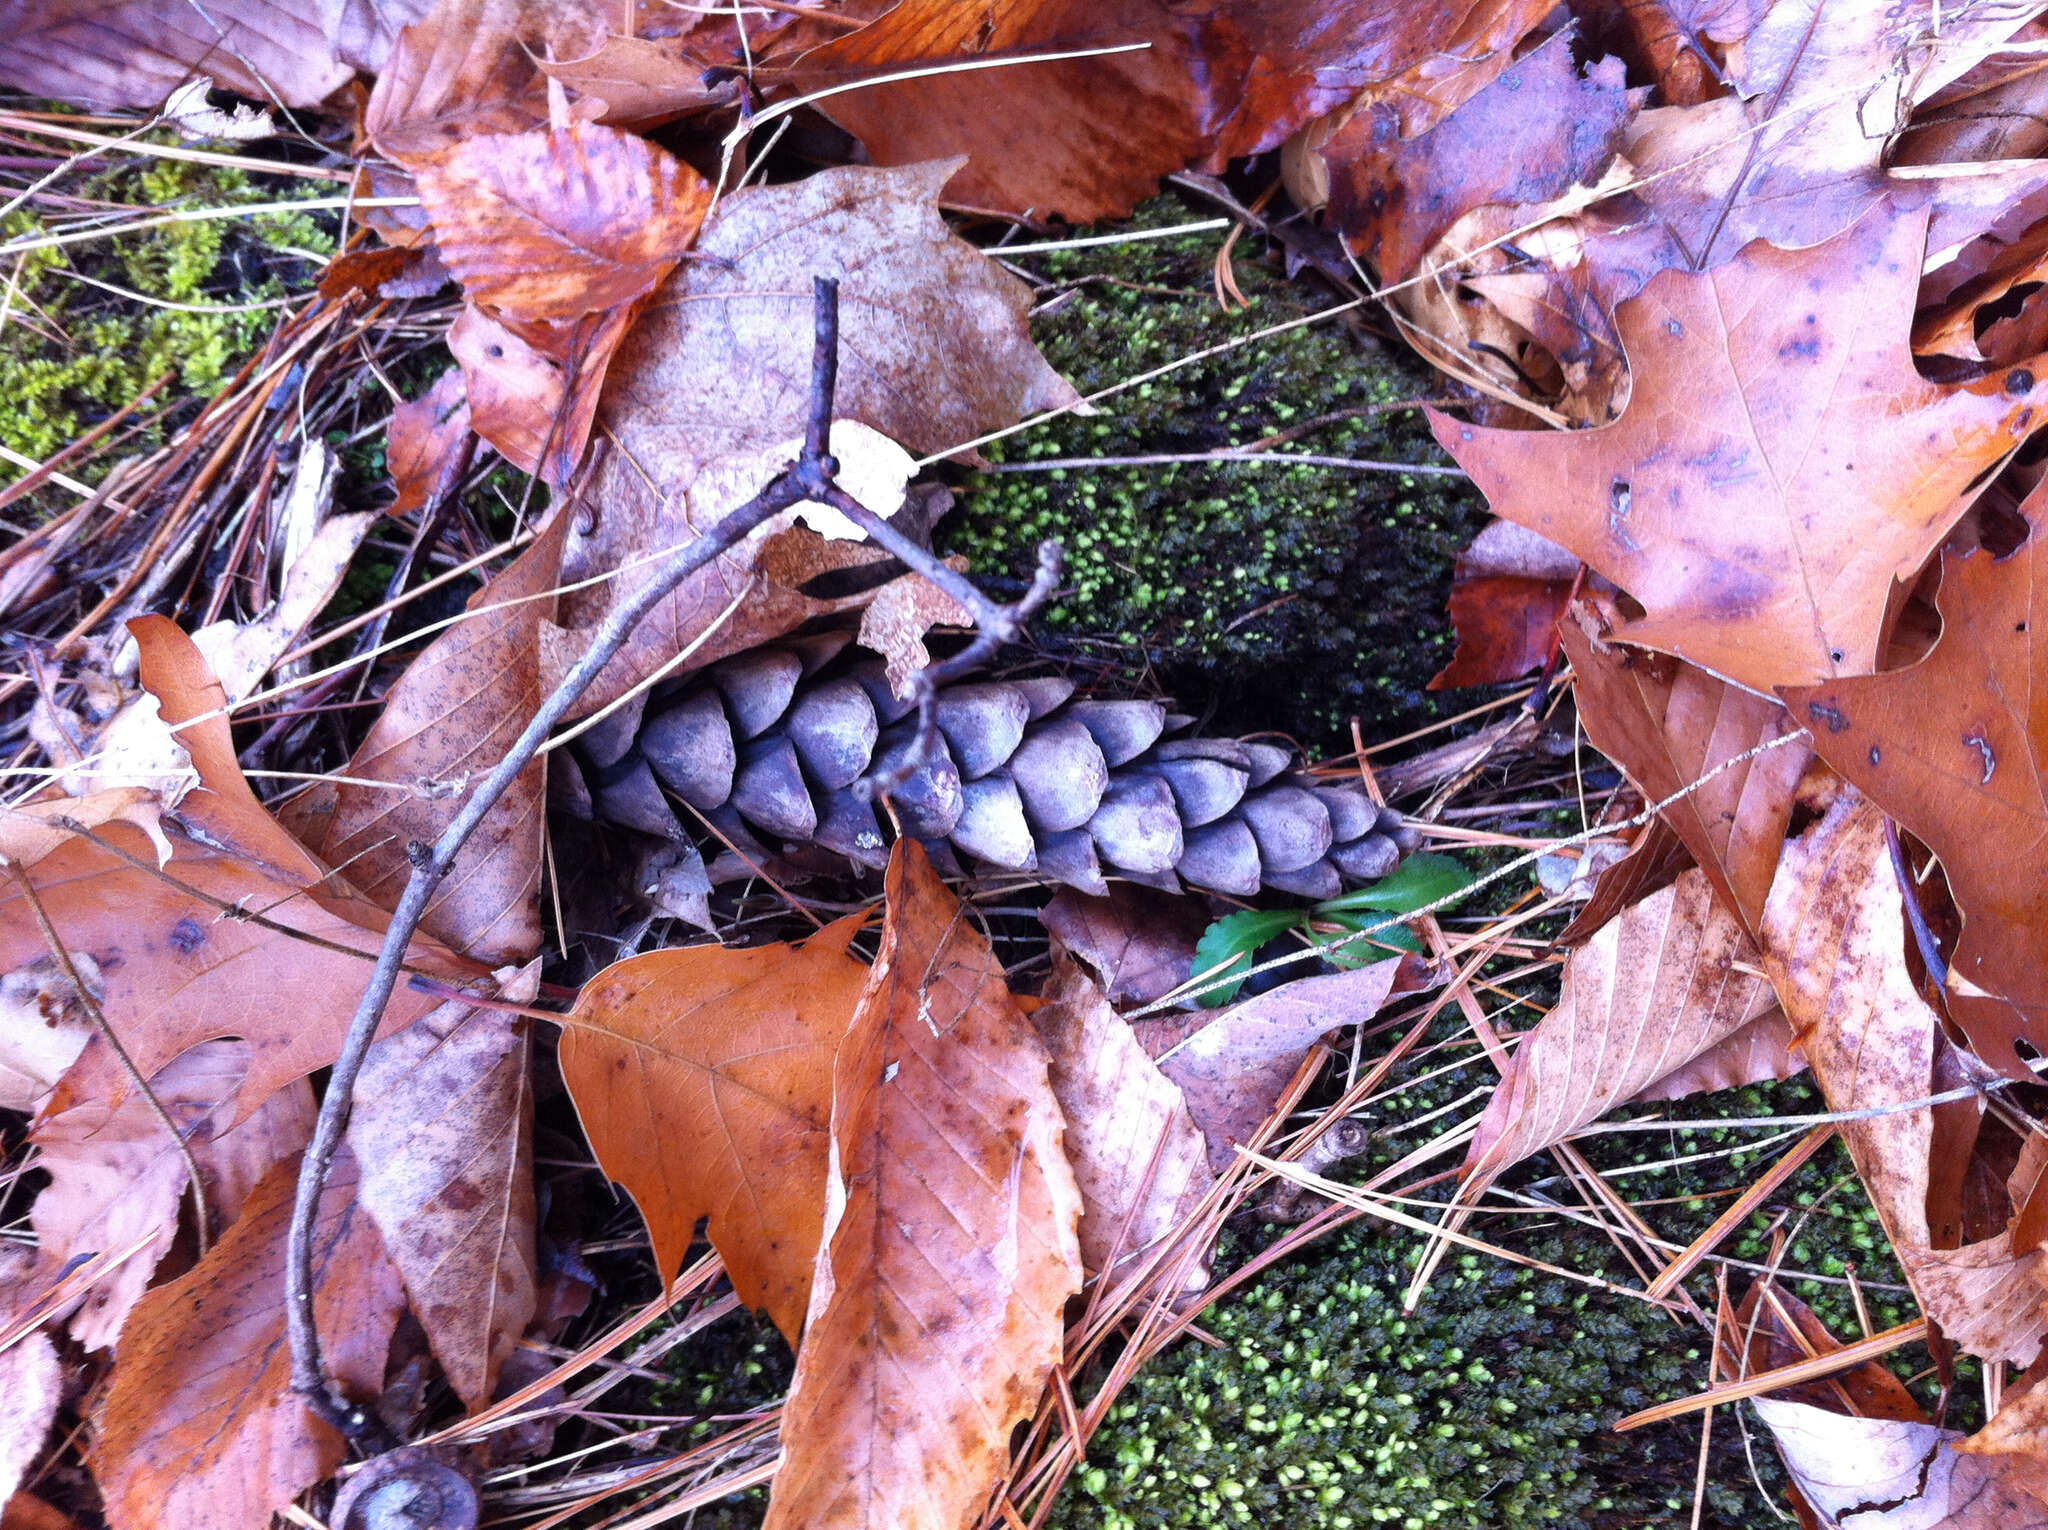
[93,1148,405,1530]
[348,969,538,1408]
[1433,204,2048,692]
[1142,959,1408,1175]
[0,0,430,111]
[301,507,569,965]
[412,124,711,322]
[387,367,472,519]
[1431,519,1580,690]
[1556,816,1693,946]
[546,160,1078,716]
[788,0,1555,223]
[558,913,870,1342]
[1038,882,1209,1006]
[764,842,1081,1530]
[0,1333,59,1516]
[1560,596,1810,937]
[27,1040,311,1352]
[1463,870,1779,1185]
[1782,508,2048,1067]
[2,1493,83,1530]
[1725,1280,1925,1422]
[1325,30,1630,285]
[1629,1008,1803,1102]
[535,33,735,127]
[1031,948,1213,1279]
[446,303,633,484]
[1760,790,2048,1368]
[365,0,608,158]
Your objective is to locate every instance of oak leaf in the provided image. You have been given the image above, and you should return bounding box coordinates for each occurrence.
[557,913,871,1341]
[1760,790,2048,1367]
[1783,509,2048,1067]
[764,842,1082,1530]
[1463,870,1781,1185]
[92,1148,405,1530]
[1431,204,2048,691]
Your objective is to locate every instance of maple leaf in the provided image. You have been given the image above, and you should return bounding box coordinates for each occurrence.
[765,841,1081,1530]
[1783,510,2048,1066]
[1759,789,2048,1368]
[1431,204,2048,692]
[91,1149,405,1530]
[1462,870,1782,1187]
[557,913,871,1342]
[1560,595,1811,937]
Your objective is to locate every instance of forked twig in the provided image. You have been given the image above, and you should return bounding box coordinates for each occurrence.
[284,277,1065,1446]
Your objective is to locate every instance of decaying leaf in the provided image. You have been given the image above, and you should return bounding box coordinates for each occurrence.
[1430,519,1580,691]
[387,366,473,519]
[92,1149,405,1530]
[349,969,539,1409]
[300,507,569,965]
[1039,882,1210,1006]
[545,159,1079,716]
[1464,870,1780,1185]
[445,303,633,484]
[1432,204,2047,691]
[1031,948,1213,1279]
[558,913,870,1342]
[765,842,1081,1530]
[1751,1397,2048,1525]
[1560,595,1811,937]
[1760,790,2048,1368]
[0,1333,59,1517]
[1784,504,2048,1067]
[1629,1009,1804,1102]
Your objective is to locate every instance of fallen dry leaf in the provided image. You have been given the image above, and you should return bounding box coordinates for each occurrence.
[1325,29,1630,285]
[446,303,633,484]
[190,510,378,708]
[92,1148,405,1530]
[1430,519,1580,691]
[0,1333,59,1517]
[558,913,870,1342]
[1031,947,1213,1279]
[0,0,430,110]
[349,969,538,1409]
[546,159,1078,716]
[1783,505,2048,1067]
[1038,882,1210,1006]
[765,841,1081,1530]
[1629,1008,1804,1102]
[1560,595,1811,937]
[1144,958,1408,1175]
[1463,870,1780,1185]
[302,506,568,964]
[1760,789,2048,1367]
[412,123,710,321]
[1432,204,2048,691]
[387,367,473,519]
[1752,1397,2048,1526]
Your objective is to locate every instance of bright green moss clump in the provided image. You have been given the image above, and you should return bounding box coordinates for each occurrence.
[1058,1229,1714,1530]
[947,200,1490,745]
[0,150,332,504]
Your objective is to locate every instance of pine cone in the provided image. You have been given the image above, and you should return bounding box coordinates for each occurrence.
[558,635,1418,900]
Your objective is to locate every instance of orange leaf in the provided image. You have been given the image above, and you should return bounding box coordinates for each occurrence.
[92,1148,405,1530]
[558,914,871,1342]
[1431,203,2047,691]
[387,367,473,519]
[765,842,1081,1530]
[412,123,711,322]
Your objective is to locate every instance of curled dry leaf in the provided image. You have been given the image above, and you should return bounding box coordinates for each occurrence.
[1463,870,1780,1186]
[1432,204,2048,691]
[1783,503,2048,1068]
[1030,947,1213,1280]
[92,1149,405,1530]
[1430,519,1580,691]
[1751,1398,2048,1526]
[0,1333,59,1517]
[546,160,1079,716]
[1141,957,1409,1175]
[765,842,1082,1530]
[445,304,633,484]
[299,507,569,965]
[412,123,711,322]
[1560,595,1810,938]
[1760,790,2048,1368]
[558,913,871,1342]
[348,968,539,1409]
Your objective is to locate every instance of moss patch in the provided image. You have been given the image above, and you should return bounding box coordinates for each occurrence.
[945,200,1490,748]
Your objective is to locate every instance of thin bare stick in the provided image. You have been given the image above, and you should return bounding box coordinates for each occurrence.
[5,861,212,1255]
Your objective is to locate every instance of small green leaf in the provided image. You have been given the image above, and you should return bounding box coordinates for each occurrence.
[1315,853,1471,916]
[1306,915,1423,970]
[1190,908,1302,1008]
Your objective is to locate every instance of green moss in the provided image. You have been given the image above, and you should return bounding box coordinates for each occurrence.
[946,200,1489,746]
[0,147,332,510]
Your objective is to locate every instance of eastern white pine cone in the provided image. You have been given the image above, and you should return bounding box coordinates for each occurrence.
[556,635,1419,900]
